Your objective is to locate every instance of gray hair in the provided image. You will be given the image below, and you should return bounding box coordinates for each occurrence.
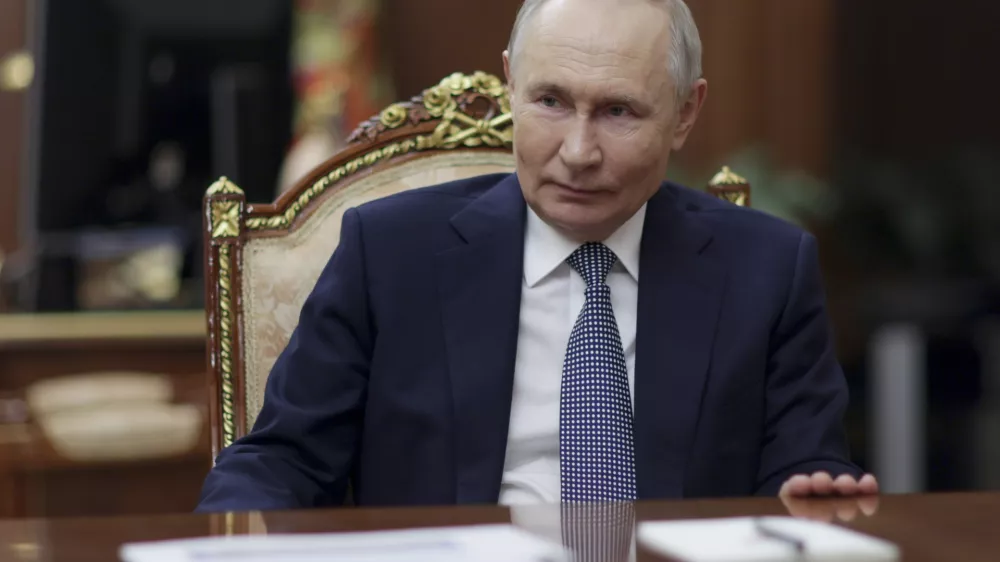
[506,0,703,102]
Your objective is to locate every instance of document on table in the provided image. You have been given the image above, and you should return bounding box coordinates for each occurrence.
[638,516,899,562]
[119,524,568,562]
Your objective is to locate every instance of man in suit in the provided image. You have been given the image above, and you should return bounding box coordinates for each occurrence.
[197,0,878,511]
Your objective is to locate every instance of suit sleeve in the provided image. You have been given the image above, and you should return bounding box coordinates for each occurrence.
[755,231,863,496]
[196,207,373,512]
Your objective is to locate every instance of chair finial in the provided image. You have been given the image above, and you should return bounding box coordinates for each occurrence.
[207,176,245,196]
[709,166,748,186]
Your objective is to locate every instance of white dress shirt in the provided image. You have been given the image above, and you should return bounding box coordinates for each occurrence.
[499,204,647,505]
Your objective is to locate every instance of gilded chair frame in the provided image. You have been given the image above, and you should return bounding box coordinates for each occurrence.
[202,71,750,458]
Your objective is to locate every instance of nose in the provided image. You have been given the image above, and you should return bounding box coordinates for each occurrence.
[558,115,602,172]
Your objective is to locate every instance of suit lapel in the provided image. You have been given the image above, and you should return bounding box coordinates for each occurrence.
[634,185,727,499]
[435,174,526,504]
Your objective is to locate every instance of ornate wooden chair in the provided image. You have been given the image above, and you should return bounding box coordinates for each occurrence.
[203,71,750,457]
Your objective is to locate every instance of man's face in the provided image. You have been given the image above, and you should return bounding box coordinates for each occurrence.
[504,0,706,242]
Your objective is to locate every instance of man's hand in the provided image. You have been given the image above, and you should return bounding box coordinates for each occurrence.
[779,472,880,523]
[779,472,879,498]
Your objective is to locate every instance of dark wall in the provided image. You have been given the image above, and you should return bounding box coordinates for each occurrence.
[837,0,1000,159]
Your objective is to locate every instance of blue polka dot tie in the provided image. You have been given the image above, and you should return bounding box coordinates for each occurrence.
[560,242,637,503]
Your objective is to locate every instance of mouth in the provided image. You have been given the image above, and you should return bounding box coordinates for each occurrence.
[551,182,605,198]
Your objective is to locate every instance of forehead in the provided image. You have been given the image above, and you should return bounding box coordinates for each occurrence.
[514,0,673,98]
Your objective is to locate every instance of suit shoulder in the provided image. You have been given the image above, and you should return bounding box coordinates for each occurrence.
[669,182,807,243]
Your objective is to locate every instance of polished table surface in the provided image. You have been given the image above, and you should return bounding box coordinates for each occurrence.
[2,492,999,561]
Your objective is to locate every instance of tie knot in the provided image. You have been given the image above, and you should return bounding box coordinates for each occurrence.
[567,243,618,287]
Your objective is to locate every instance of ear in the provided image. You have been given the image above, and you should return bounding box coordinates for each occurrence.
[503,49,518,121]
[503,49,514,90]
[671,78,708,151]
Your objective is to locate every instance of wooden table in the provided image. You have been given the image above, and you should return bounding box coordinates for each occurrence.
[1,492,998,561]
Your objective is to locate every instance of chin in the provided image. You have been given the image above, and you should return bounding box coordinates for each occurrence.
[540,203,617,241]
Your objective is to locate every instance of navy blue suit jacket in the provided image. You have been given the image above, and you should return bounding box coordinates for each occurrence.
[197,173,860,512]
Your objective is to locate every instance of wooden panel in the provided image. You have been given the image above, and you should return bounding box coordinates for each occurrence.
[0,421,211,518]
[382,0,522,98]
[0,312,207,396]
[21,459,210,518]
[0,311,211,518]
[761,0,835,176]
[7,424,211,518]
[681,0,768,174]
[0,0,27,256]
[680,0,835,177]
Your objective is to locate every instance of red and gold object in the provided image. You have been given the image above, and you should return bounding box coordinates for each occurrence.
[279,0,394,193]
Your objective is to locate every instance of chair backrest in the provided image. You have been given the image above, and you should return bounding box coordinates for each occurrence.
[203,71,751,457]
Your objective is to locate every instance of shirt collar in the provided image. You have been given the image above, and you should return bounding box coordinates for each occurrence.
[523,203,647,287]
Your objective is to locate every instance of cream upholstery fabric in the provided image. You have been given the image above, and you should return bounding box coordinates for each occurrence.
[241,151,516,429]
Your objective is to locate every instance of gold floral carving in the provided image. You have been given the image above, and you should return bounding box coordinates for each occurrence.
[421,86,456,117]
[379,103,407,128]
[217,244,237,449]
[211,201,241,238]
[245,72,513,232]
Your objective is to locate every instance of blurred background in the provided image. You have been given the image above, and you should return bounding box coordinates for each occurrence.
[0,0,998,519]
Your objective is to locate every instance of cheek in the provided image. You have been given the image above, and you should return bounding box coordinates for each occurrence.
[598,127,670,181]
[514,112,561,161]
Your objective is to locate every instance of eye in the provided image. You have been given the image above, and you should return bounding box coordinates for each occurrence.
[539,95,559,108]
[607,105,630,117]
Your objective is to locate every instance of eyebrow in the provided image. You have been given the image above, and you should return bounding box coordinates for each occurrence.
[524,81,653,113]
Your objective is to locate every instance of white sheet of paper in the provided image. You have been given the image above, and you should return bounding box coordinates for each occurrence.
[118,524,568,562]
[638,516,899,562]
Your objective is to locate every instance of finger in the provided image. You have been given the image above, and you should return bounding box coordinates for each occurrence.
[810,472,835,496]
[833,474,859,496]
[833,498,858,522]
[779,494,809,518]
[858,495,880,517]
[781,475,813,497]
[858,474,879,495]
